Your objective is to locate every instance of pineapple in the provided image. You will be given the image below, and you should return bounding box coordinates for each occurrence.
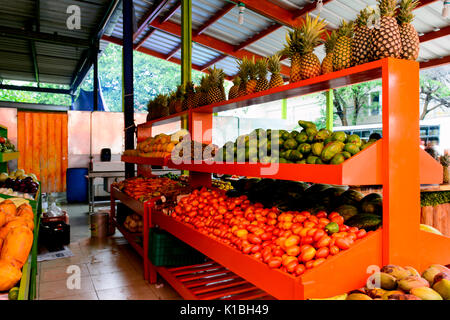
[207,67,225,105]
[158,94,170,117]
[146,98,155,121]
[282,14,326,82]
[352,7,375,66]
[245,57,258,94]
[397,0,420,61]
[183,81,198,110]
[371,0,402,60]
[168,91,177,114]
[174,84,185,113]
[228,77,241,100]
[321,30,338,74]
[268,54,284,88]
[198,76,210,107]
[333,20,354,71]
[255,59,269,92]
[237,58,249,97]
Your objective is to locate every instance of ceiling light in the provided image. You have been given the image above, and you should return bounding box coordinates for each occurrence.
[316,0,324,12]
[238,3,245,25]
[443,1,450,18]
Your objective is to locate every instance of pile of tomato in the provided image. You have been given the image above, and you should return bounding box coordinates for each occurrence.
[114,177,187,201]
[171,188,369,276]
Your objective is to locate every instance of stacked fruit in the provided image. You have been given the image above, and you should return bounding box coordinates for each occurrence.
[0,170,39,200]
[131,130,189,158]
[317,264,450,300]
[112,176,191,202]
[173,140,218,161]
[123,213,143,233]
[0,201,35,292]
[171,188,369,276]
[211,179,233,191]
[0,137,16,153]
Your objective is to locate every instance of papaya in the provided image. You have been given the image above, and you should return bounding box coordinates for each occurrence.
[323,136,333,146]
[289,130,299,139]
[346,213,382,231]
[360,193,383,216]
[297,143,312,155]
[335,204,359,221]
[314,129,331,142]
[346,134,362,147]
[330,153,345,165]
[289,150,303,161]
[305,127,318,137]
[295,132,308,144]
[297,159,306,164]
[311,142,324,156]
[1,225,34,269]
[321,141,345,162]
[306,155,319,164]
[315,158,324,164]
[298,120,316,130]
[332,131,347,142]
[341,151,352,159]
[361,140,376,150]
[344,143,360,155]
[284,138,298,150]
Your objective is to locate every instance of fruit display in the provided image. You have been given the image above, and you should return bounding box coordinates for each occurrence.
[228,179,382,230]
[352,7,375,66]
[0,201,35,292]
[215,120,377,164]
[315,263,450,300]
[170,188,369,276]
[0,170,39,200]
[0,137,16,153]
[211,179,234,191]
[372,0,402,60]
[123,213,143,233]
[126,129,189,158]
[267,54,285,89]
[112,176,192,203]
[173,139,218,161]
[332,20,354,72]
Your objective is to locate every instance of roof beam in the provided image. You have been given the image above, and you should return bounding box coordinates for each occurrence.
[30,41,39,85]
[0,26,90,48]
[416,0,440,9]
[419,25,450,43]
[165,45,181,60]
[235,24,282,51]
[133,0,171,41]
[160,0,181,23]
[145,19,290,76]
[193,3,235,37]
[0,84,70,94]
[291,0,334,18]
[420,55,450,69]
[135,28,157,49]
[201,54,228,71]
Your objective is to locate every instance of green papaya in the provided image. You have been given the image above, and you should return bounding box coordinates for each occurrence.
[335,205,359,222]
[321,141,345,162]
[306,127,318,137]
[298,120,317,130]
[360,193,383,216]
[346,214,382,231]
[344,143,360,155]
[295,132,308,144]
[306,155,319,164]
[315,158,324,164]
[289,131,300,139]
[361,140,376,150]
[297,159,306,164]
[332,131,347,142]
[341,151,352,159]
[284,150,293,160]
[298,143,312,155]
[279,158,288,163]
[290,150,303,161]
[307,133,316,143]
[314,129,332,142]
[280,130,290,140]
[284,138,298,150]
[324,136,333,146]
[330,153,346,165]
[312,142,324,156]
[346,134,362,147]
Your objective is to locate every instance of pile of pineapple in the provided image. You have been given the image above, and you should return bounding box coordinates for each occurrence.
[285,0,420,82]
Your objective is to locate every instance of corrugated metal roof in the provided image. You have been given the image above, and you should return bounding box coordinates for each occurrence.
[0,0,114,86]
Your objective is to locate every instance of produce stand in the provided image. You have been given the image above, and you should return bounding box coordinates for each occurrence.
[116,58,449,299]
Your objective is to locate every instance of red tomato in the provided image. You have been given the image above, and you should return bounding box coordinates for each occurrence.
[315,247,329,259]
[260,232,272,241]
[304,221,316,229]
[313,229,326,242]
[300,247,316,262]
[331,215,344,226]
[286,260,299,273]
[247,234,262,244]
[273,248,284,257]
[335,238,351,250]
[328,212,340,219]
[285,245,300,257]
[301,236,313,245]
[282,255,297,267]
[300,244,313,253]
[251,245,261,254]
[316,235,331,248]
[268,257,282,269]
[316,211,327,219]
[312,258,326,268]
[295,264,306,276]
[307,228,317,237]
[305,260,315,269]
[356,229,367,239]
[284,235,300,248]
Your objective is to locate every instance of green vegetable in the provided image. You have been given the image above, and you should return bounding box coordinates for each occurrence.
[325,222,339,234]
[420,191,450,207]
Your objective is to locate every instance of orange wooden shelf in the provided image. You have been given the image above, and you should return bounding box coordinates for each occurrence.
[417,230,450,271]
[122,140,443,185]
[111,186,145,216]
[111,217,144,257]
[152,210,383,299]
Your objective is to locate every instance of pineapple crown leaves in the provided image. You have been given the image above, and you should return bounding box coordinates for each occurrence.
[378,0,399,18]
[255,59,268,79]
[267,54,282,75]
[440,154,450,167]
[337,19,354,38]
[282,14,327,56]
[207,66,226,87]
[324,30,338,54]
[199,75,211,92]
[184,81,196,94]
[355,7,376,28]
[397,0,418,25]
[232,76,241,86]
[175,84,186,99]
[239,56,258,80]
[154,93,168,107]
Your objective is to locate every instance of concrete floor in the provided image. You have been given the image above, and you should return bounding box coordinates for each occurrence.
[37,202,182,300]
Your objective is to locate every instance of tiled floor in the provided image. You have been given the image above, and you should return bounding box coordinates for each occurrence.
[37,203,182,300]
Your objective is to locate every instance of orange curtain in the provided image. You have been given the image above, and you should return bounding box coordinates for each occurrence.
[17,112,68,193]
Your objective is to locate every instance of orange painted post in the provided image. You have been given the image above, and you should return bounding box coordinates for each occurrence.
[189,110,212,188]
[381,58,421,267]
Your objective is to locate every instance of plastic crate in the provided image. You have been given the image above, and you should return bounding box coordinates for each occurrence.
[148,228,206,267]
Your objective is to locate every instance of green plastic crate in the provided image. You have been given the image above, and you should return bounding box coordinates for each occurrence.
[148,228,206,267]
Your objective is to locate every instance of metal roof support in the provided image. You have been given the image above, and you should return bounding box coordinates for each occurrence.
[160,0,182,23]
[30,41,40,86]
[181,0,192,84]
[133,0,171,42]
[93,41,99,111]
[201,54,227,71]
[416,0,440,9]
[166,45,181,60]
[0,84,70,95]
[420,55,450,69]
[234,24,282,51]
[135,28,156,49]
[123,0,135,178]
[193,3,235,37]
[419,25,450,43]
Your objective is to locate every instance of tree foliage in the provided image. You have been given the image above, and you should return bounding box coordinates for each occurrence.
[419,68,450,120]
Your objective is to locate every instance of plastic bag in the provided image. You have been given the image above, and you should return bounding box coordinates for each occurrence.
[47,202,63,217]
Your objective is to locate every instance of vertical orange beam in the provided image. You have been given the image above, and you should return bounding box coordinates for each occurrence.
[381,58,420,267]
[40,113,48,193]
[24,112,33,174]
[189,111,212,188]
[54,114,62,192]
[32,113,41,181]
[61,114,68,192]
[47,113,56,193]
[17,112,25,171]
